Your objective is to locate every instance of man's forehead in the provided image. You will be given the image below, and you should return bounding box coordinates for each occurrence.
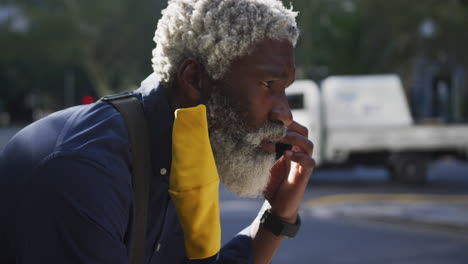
[250,39,294,59]
[237,39,295,77]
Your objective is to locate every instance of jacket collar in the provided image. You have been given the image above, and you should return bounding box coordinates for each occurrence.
[135,73,173,184]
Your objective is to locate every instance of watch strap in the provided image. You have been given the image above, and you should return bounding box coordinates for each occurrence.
[260,209,301,238]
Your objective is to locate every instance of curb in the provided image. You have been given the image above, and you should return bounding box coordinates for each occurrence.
[304,194,468,232]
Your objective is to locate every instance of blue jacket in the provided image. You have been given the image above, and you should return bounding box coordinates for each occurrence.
[0,74,254,263]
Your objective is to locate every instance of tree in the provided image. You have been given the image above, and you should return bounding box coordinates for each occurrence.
[289,0,468,80]
[2,0,166,115]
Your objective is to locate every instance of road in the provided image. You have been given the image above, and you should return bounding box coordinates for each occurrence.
[220,162,468,264]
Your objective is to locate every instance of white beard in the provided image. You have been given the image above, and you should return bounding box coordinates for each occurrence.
[207,88,286,197]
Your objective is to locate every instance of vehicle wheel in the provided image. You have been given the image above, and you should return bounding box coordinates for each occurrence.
[388,154,428,184]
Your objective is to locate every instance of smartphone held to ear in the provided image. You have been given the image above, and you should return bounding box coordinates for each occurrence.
[275,142,292,159]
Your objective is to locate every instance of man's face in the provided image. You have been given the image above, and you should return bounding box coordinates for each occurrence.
[206,39,295,197]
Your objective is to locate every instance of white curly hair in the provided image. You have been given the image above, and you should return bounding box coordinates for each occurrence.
[152,0,299,84]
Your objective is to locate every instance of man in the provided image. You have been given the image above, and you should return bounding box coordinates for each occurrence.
[0,0,314,263]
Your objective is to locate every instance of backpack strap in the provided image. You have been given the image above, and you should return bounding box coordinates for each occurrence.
[101,92,151,264]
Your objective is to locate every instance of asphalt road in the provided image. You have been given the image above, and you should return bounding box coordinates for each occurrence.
[220,162,468,264]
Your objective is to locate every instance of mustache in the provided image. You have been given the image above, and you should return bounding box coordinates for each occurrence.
[244,120,287,146]
[205,86,286,146]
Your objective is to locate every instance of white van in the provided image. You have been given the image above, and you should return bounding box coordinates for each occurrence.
[287,74,468,184]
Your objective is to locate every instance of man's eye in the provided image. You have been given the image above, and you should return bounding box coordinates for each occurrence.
[260,81,274,88]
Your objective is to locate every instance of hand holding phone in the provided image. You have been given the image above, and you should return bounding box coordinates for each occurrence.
[275,142,292,160]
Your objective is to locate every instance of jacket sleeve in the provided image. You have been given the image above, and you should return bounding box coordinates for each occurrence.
[14,153,133,264]
[217,234,255,263]
[185,234,254,264]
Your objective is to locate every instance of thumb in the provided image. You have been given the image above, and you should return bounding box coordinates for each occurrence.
[264,151,292,201]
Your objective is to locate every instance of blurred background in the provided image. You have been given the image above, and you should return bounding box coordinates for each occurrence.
[1,0,468,263]
[1,0,468,124]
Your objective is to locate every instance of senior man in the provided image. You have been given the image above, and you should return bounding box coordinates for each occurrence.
[0,0,314,263]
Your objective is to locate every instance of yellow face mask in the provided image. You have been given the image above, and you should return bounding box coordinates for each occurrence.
[169,104,221,260]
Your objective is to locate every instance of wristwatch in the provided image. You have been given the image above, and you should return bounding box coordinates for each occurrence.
[260,209,301,238]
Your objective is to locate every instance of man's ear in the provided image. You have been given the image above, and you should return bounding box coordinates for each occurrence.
[174,58,206,107]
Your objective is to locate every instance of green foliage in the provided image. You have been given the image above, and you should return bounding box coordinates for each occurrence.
[289,0,468,81]
[2,0,165,113]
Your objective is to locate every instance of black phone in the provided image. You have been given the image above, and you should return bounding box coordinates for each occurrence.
[275,142,292,159]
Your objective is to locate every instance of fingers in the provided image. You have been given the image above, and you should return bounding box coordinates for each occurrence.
[279,132,313,157]
[287,150,316,184]
[287,121,308,137]
[289,151,316,171]
[264,155,291,202]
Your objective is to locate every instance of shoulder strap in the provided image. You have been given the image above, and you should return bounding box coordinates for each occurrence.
[101,92,151,264]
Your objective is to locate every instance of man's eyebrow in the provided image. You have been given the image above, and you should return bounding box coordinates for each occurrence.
[258,67,289,79]
[266,71,296,88]
[272,71,289,80]
[266,69,296,86]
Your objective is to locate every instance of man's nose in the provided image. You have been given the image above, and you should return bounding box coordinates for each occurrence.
[270,94,293,127]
